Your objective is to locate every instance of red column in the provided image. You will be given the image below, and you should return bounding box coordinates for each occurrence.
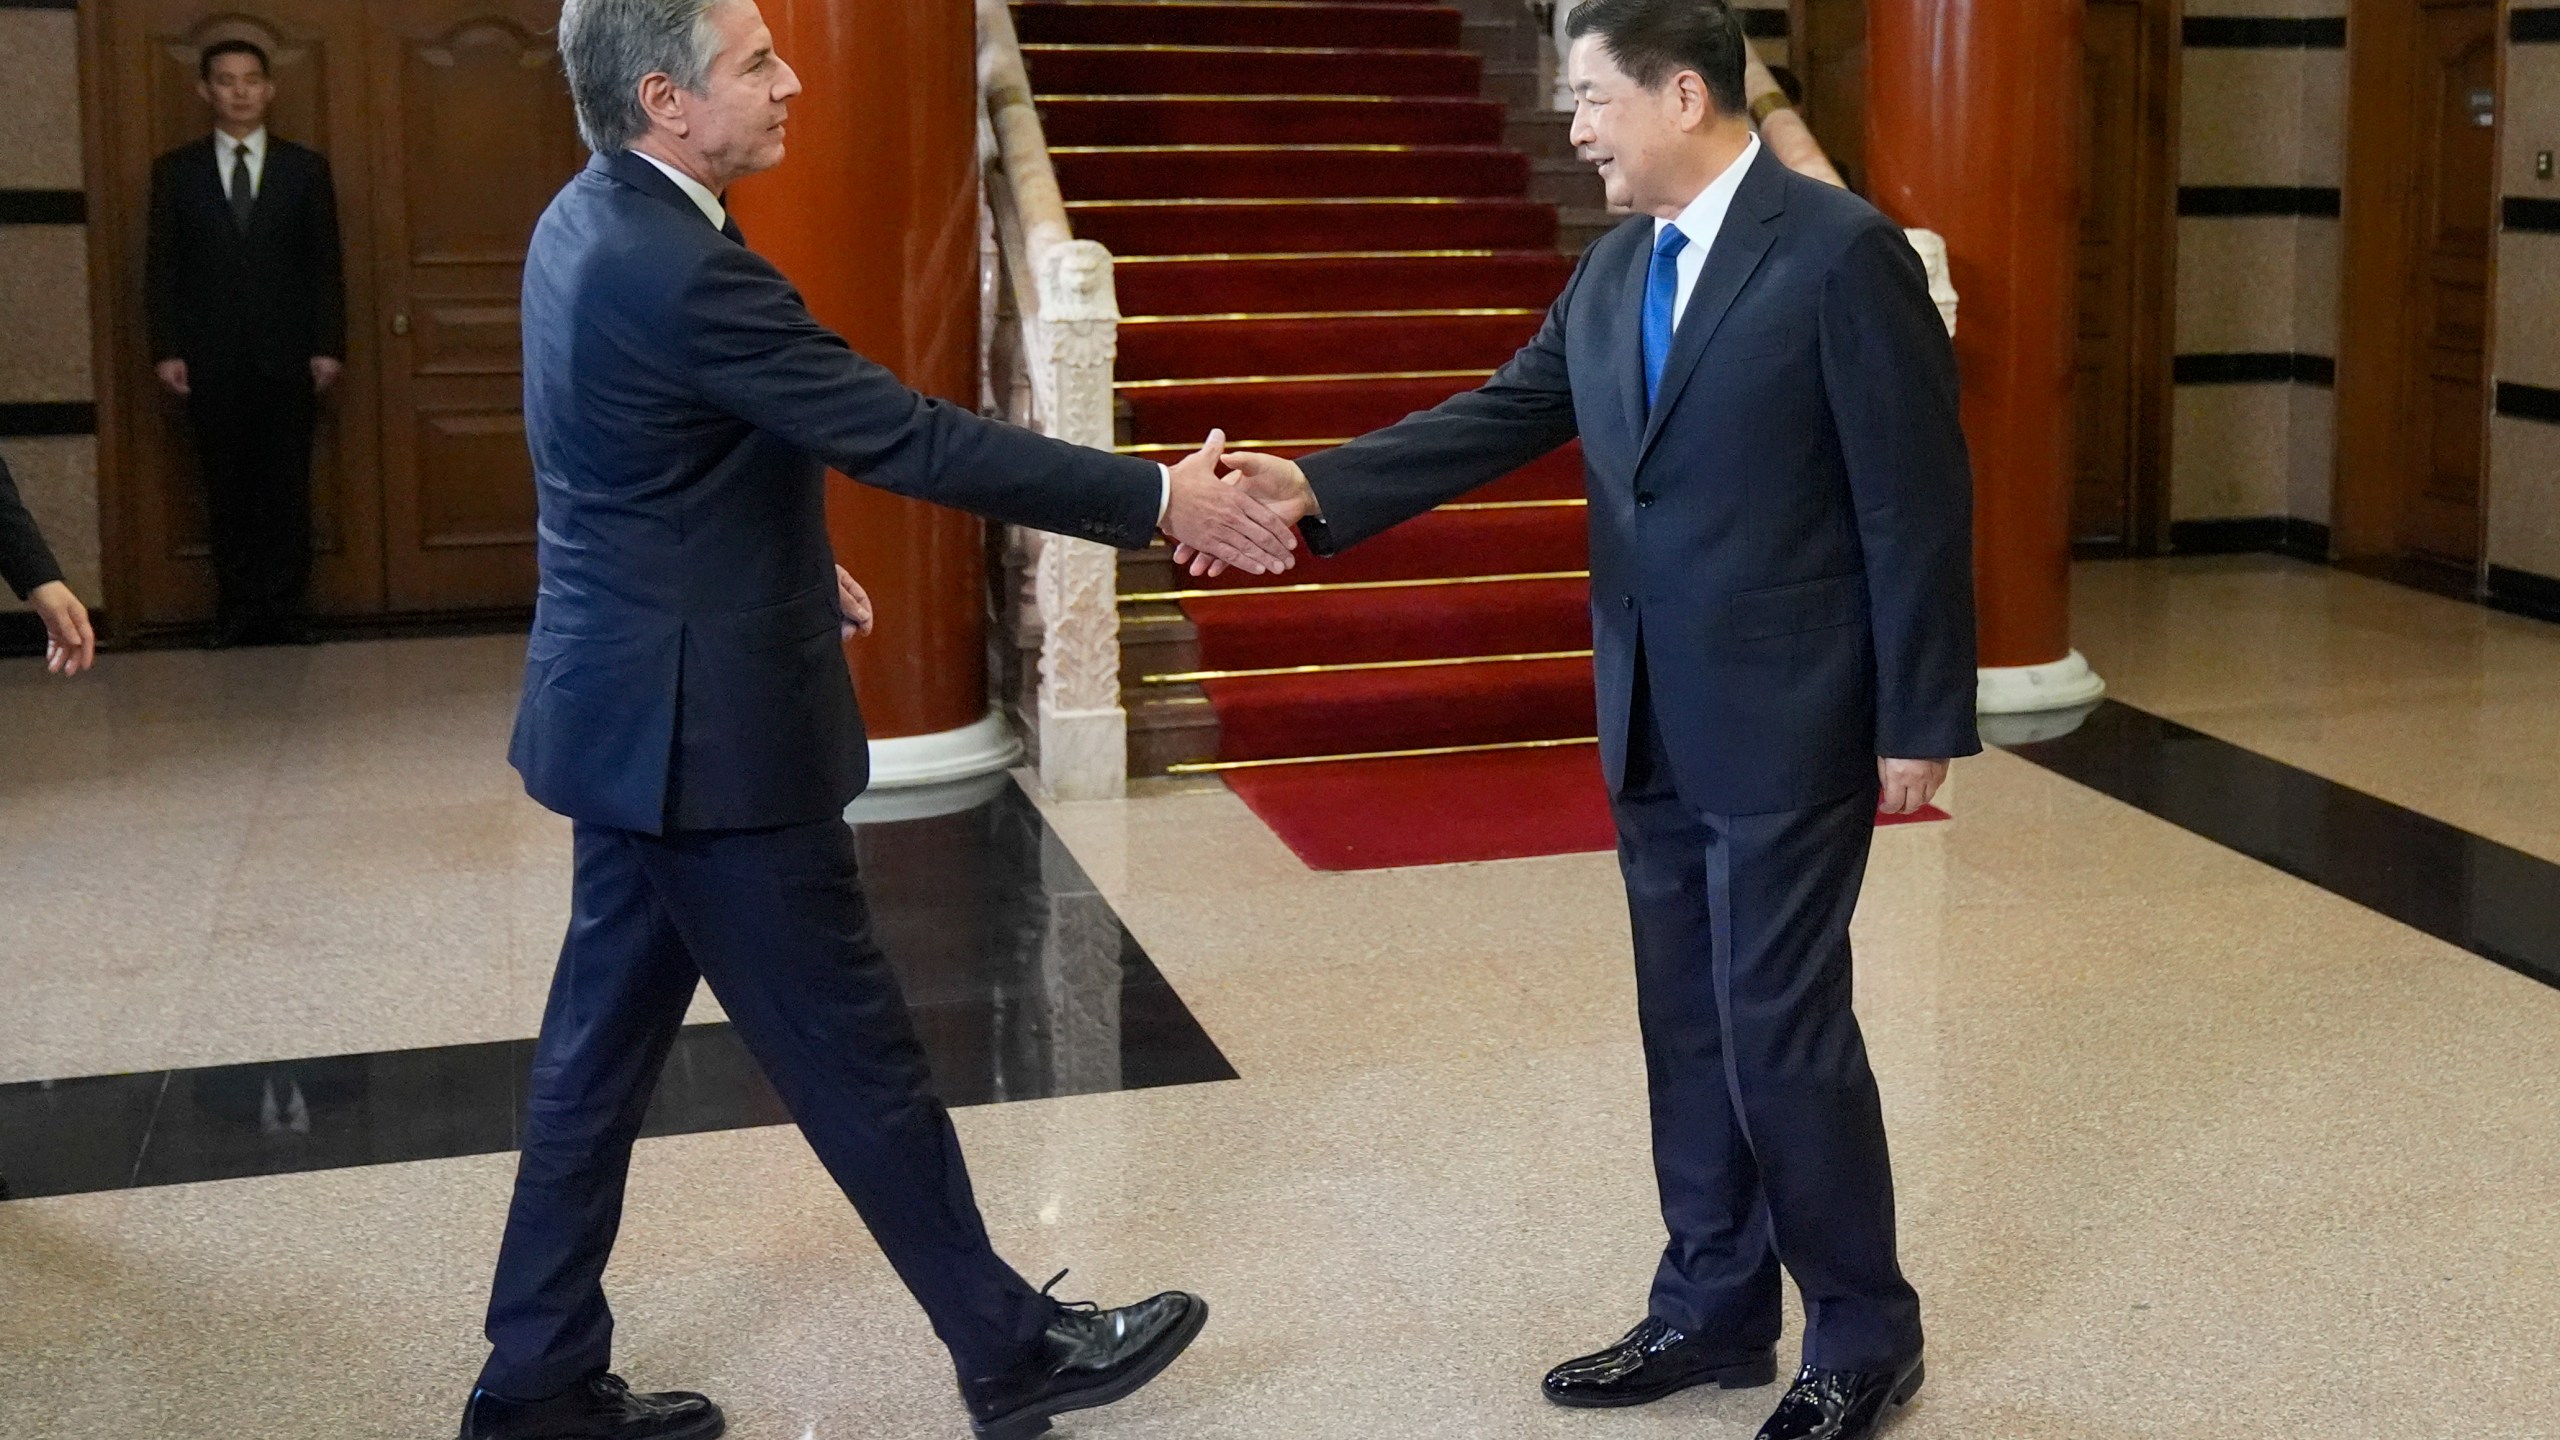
[1865,1,2086,683]
[727,0,987,741]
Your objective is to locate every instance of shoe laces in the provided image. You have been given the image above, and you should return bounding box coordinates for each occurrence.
[1039,1268,1100,1316]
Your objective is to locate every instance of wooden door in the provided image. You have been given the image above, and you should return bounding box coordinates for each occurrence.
[1790,0,1868,193]
[2399,0,2498,568]
[368,0,581,612]
[88,0,383,629]
[2071,0,2174,553]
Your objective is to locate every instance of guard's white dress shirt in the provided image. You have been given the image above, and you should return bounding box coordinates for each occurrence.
[216,126,270,198]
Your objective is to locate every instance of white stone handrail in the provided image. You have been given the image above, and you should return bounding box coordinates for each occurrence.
[978,0,1128,800]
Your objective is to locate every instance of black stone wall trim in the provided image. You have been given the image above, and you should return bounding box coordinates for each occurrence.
[2515,7,2560,42]
[2489,566,2560,624]
[2168,517,2332,562]
[2497,381,2560,425]
[2178,185,2342,217]
[2006,701,2560,993]
[0,0,80,9]
[2505,197,2560,233]
[2173,352,2336,386]
[0,402,96,436]
[2182,16,2348,47]
[1738,7,1788,39]
[0,190,85,225]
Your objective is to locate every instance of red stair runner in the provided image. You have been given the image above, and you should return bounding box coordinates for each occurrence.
[1022,0,1948,866]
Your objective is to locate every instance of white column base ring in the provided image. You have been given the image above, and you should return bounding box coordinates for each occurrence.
[1976,650,2107,715]
[863,709,1024,790]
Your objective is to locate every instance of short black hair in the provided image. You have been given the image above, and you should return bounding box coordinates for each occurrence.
[199,39,271,82]
[1564,0,1749,118]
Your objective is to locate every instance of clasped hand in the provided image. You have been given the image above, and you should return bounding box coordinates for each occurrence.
[1158,431,1309,577]
[1168,448,1316,578]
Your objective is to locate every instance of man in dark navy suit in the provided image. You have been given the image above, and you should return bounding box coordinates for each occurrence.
[146,38,345,647]
[455,3,1302,1438]
[1202,3,1977,1436]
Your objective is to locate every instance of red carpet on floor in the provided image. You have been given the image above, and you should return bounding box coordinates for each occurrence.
[1226,746,1951,872]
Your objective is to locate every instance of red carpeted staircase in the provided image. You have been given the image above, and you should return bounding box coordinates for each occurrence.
[1014,0,1599,778]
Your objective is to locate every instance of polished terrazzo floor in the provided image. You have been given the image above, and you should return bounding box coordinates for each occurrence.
[6,556,2560,1439]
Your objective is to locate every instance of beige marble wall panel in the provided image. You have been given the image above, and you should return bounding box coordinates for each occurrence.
[2487,415,2560,576]
[2173,383,2296,518]
[2298,47,2346,187]
[2175,216,2301,352]
[2502,46,2560,197]
[0,227,93,402]
[2293,215,2341,355]
[0,436,102,607]
[0,11,82,191]
[2181,47,2307,186]
[2286,383,2337,525]
[2495,231,2560,389]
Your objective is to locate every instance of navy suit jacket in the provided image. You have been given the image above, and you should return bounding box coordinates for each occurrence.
[510,151,1162,834]
[1301,146,1981,816]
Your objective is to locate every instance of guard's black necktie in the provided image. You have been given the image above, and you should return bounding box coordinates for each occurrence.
[228,142,255,232]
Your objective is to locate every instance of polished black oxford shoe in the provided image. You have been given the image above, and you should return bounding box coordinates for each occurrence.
[456,1371,723,1440]
[1542,1316,1778,1408]
[1754,1355,1925,1440]
[960,1276,1209,1439]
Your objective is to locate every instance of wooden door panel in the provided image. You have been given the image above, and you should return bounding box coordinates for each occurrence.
[2071,0,2148,549]
[2400,0,2496,567]
[371,0,581,613]
[98,1,382,627]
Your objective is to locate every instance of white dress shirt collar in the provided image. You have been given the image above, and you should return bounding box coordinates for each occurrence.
[216,126,269,193]
[631,149,728,232]
[1652,132,1762,325]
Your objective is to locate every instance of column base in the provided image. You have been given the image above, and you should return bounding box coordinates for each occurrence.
[1976,649,2107,715]
[1037,702,1128,802]
[864,709,1023,790]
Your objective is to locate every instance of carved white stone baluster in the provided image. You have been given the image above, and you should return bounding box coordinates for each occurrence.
[1028,239,1128,800]
[1904,228,1959,338]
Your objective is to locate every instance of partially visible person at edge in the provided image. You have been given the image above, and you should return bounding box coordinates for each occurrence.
[0,452,95,677]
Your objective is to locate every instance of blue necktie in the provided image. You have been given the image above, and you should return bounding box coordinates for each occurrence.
[1643,225,1689,410]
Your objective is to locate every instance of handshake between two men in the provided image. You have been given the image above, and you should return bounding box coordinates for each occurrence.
[1155,430,1321,577]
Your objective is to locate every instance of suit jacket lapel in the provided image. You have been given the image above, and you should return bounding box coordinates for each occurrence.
[1636,146,1790,466]
[1612,226,1652,449]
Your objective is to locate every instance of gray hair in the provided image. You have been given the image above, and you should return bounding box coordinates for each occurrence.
[557,0,725,153]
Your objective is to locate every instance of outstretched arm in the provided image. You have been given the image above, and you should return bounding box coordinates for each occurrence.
[682,244,1299,573]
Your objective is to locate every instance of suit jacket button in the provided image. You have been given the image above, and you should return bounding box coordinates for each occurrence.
[1621,594,1634,610]
[1636,491,1655,507]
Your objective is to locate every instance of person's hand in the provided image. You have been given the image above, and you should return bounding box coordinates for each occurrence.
[29,580,95,677]
[1172,450,1319,577]
[1878,757,1948,815]
[835,564,874,638]
[1160,429,1299,577]
[155,359,190,396]
[310,356,343,393]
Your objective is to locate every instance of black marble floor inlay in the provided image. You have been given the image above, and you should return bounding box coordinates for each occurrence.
[2006,701,2560,990]
[0,781,1234,1203]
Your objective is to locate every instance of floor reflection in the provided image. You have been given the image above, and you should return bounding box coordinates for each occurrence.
[0,780,1233,1202]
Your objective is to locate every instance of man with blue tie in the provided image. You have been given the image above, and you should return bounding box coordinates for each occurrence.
[454,2,1303,1438]
[1204,2,1979,1436]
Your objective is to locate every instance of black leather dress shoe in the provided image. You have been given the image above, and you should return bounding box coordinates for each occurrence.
[456,1371,724,1440]
[959,1276,1209,1440]
[1542,1316,1778,1407]
[1754,1355,1925,1440]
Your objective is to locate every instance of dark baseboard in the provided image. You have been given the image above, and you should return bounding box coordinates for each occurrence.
[2167,517,2331,562]
[2488,566,2560,625]
[2178,185,2342,218]
[2182,16,2347,47]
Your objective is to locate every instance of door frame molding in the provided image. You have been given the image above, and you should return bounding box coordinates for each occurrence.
[2334,0,2505,566]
